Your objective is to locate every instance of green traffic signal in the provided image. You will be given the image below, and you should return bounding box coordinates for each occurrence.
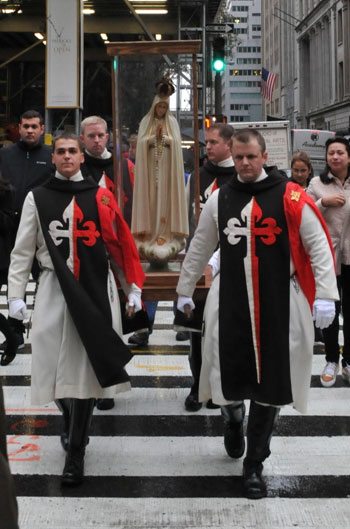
[212,36,226,73]
[213,58,225,72]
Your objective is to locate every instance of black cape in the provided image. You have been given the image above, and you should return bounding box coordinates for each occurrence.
[33,177,132,388]
[218,168,292,405]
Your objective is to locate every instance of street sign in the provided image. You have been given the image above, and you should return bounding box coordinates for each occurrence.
[205,23,234,34]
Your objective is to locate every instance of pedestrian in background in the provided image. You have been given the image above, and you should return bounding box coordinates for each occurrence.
[307,137,350,387]
[0,109,53,362]
[290,150,313,188]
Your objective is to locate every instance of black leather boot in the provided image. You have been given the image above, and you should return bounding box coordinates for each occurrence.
[55,399,72,451]
[0,314,22,366]
[242,401,280,499]
[185,332,202,412]
[242,459,265,499]
[221,402,245,458]
[61,398,95,486]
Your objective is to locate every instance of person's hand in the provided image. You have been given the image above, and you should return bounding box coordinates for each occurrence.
[156,123,163,140]
[313,299,336,329]
[321,194,346,208]
[126,292,142,318]
[8,299,27,320]
[177,296,195,319]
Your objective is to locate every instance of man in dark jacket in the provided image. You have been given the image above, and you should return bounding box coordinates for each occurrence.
[184,124,235,412]
[0,109,53,364]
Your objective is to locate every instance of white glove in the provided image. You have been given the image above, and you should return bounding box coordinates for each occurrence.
[208,249,220,278]
[8,299,27,321]
[127,292,142,313]
[177,295,195,313]
[313,299,336,329]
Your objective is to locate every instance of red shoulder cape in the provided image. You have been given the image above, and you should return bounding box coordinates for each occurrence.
[284,181,335,309]
[96,187,144,288]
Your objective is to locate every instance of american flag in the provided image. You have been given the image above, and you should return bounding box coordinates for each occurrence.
[261,67,277,101]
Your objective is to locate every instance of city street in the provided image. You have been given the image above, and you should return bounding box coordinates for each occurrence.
[1,283,350,528]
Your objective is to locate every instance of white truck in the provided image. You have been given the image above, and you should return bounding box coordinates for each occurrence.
[229,121,291,171]
[291,129,336,175]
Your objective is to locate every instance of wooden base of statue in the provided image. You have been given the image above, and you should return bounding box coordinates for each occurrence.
[141,259,211,302]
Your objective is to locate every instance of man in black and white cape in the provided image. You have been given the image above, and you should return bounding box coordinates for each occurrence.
[176,129,338,499]
[7,133,144,486]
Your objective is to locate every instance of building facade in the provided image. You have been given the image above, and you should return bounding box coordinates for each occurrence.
[296,0,350,133]
[261,0,350,134]
[221,0,262,123]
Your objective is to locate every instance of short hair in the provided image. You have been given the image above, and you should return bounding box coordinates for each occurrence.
[52,133,84,152]
[232,128,266,153]
[19,110,44,125]
[128,133,138,144]
[80,115,108,134]
[208,123,234,142]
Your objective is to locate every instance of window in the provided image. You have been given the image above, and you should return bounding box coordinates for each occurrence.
[337,9,343,44]
[231,5,249,12]
[230,104,249,111]
[237,58,261,65]
[339,61,344,99]
[237,46,261,53]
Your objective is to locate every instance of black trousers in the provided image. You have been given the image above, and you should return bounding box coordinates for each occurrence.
[324,265,350,365]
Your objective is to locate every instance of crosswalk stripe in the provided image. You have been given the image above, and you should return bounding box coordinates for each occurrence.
[7,435,350,476]
[15,497,350,528]
[12,474,350,499]
[3,386,350,417]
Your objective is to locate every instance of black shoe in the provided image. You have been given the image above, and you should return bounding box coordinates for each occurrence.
[96,398,115,410]
[224,420,245,459]
[62,449,85,486]
[184,392,202,412]
[128,331,149,346]
[206,399,220,409]
[0,333,24,366]
[176,331,190,341]
[242,461,266,499]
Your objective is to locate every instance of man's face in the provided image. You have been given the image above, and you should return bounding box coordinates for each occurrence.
[18,118,44,146]
[205,129,232,163]
[80,123,109,157]
[231,138,268,182]
[52,139,84,179]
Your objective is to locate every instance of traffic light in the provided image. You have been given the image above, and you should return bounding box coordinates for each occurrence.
[212,37,226,72]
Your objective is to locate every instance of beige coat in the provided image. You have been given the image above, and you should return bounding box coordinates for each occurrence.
[307,175,350,274]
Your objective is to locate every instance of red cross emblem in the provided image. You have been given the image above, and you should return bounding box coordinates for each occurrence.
[49,197,100,279]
